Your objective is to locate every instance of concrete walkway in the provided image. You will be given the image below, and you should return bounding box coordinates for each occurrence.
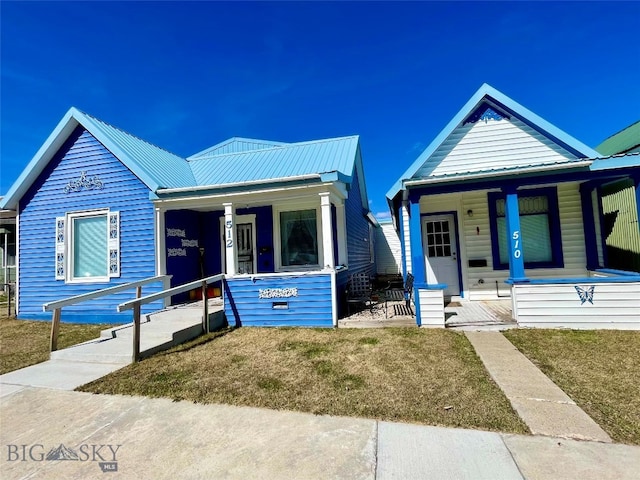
[1,387,638,480]
[465,331,612,442]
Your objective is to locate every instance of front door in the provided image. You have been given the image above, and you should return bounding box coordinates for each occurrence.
[236,223,254,274]
[220,215,257,274]
[422,214,460,296]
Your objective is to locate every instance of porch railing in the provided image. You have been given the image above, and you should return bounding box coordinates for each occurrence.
[117,273,225,362]
[43,275,172,353]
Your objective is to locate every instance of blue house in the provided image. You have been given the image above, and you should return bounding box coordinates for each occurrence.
[0,108,377,326]
[387,84,640,329]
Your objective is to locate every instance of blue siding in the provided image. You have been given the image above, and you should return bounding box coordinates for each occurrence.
[224,274,333,327]
[345,167,374,277]
[18,127,161,323]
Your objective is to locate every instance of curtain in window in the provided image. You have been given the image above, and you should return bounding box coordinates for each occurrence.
[73,216,107,277]
[280,210,318,266]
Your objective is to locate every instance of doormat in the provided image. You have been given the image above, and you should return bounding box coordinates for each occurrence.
[446,302,462,307]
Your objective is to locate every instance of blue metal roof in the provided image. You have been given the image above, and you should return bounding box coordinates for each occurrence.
[78,110,196,189]
[188,136,360,186]
[188,137,287,159]
[386,84,602,201]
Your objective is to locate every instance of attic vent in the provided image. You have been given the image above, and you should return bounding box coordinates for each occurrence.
[464,104,509,125]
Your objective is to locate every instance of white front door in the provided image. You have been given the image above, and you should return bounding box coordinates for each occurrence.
[422,214,460,296]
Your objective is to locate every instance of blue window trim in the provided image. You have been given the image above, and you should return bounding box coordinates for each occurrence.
[488,187,564,270]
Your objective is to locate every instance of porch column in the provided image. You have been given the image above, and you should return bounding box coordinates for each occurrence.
[580,182,599,271]
[504,189,526,282]
[319,193,335,269]
[223,203,236,275]
[155,207,167,277]
[401,198,411,276]
[408,194,426,284]
[334,200,347,266]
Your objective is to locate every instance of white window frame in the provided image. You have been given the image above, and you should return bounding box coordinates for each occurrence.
[273,202,323,272]
[66,209,111,284]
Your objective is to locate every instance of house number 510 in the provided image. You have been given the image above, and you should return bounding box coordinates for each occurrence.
[512,230,521,259]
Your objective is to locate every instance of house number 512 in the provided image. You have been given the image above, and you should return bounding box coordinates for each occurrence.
[225,220,233,248]
[512,230,521,259]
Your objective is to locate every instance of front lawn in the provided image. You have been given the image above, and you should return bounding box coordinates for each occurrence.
[80,327,528,434]
[0,316,110,374]
[504,329,640,445]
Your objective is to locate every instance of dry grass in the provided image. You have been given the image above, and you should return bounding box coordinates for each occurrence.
[504,329,640,445]
[80,327,528,434]
[0,315,110,374]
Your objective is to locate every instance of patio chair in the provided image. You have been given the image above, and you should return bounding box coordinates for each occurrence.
[384,273,414,318]
[345,272,376,315]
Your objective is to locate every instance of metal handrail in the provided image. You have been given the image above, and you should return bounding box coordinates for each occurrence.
[43,275,171,312]
[118,273,225,362]
[117,274,224,311]
[44,275,172,353]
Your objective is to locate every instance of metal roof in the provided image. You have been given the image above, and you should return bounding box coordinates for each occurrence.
[188,137,287,159]
[596,121,640,156]
[78,111,196,189]
[386,84,602,202]
[188,136,360,186]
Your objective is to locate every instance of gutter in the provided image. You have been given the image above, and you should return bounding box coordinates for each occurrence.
[156,174,322,195]
[403,160,594,188]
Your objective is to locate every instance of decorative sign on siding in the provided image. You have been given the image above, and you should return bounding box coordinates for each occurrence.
[258,288,298,299]
[63,171,104,193]
[464,104,510,125]
[574,285,595,305]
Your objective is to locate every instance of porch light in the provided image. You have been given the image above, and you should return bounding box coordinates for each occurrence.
[467,210,473,217]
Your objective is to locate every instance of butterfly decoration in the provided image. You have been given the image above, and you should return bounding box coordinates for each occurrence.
[574,285,595,305]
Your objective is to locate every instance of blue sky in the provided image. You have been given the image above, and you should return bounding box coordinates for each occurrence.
[1,1,639,219]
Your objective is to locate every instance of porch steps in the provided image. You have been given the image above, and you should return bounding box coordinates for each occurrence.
[445,299,517,331]
[50,299,225,365]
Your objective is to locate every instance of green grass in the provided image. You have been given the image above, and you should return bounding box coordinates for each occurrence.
[79,327,529,434]
[504,329,640,445]
[0,315,114,374]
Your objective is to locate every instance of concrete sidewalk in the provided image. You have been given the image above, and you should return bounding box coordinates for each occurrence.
[1,387,638,480]
[465,331,612,442]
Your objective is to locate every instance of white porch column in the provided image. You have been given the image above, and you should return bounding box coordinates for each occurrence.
[319,193,335,269]
[223,203,236,275]
[335,201,347,266]
[155,207,166,277]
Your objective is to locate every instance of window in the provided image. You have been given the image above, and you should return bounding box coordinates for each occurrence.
[488,188,563,270]
[279,209,319,268]
[56,210,120,282]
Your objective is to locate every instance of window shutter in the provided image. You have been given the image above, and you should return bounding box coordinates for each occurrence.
[108,211,120,278]
[55,217,65,280]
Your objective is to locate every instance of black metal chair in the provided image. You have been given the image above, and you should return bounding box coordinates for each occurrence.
[384,273,414,318]
[345,272,375,315]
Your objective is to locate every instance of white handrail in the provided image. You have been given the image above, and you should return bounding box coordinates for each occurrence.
[117,274,225,312]
[43,275,172,312]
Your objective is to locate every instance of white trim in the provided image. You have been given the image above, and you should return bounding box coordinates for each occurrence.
[319,193,335,269]
[154,207,169,307]
[66,209,110,284]
[223,203,237,276]
[273,200,324,272]
[403,160,594,187]
[15,204,19,314]
[219,214,257,275]
[157,174,321,194]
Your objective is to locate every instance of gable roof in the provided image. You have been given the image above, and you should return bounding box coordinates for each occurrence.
[0,107,195,210]
[187,136,360,186]
[0,109,367,213]
[386,84,601,201]
[596,121,640,155]
[188,137,286,159]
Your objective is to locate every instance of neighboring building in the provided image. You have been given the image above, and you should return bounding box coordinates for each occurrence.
[595,121,640,273]
[387,84,640,329]
[0,108,377,325]
[0,202,16,291]
[374,219,402,277]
